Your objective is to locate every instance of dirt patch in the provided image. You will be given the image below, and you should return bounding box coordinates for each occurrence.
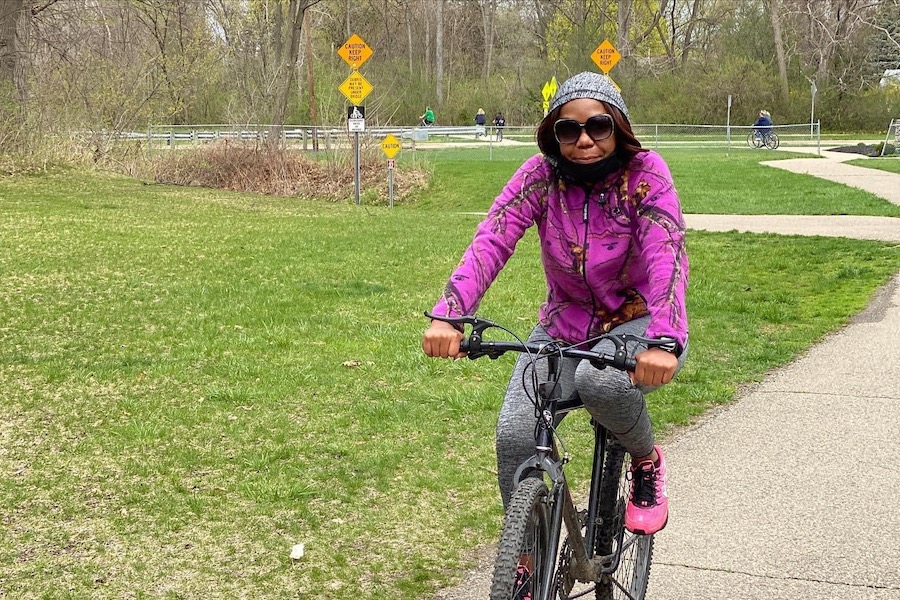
[827,143,881,157]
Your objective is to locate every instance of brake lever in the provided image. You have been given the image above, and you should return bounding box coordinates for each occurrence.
[424,311,500,357]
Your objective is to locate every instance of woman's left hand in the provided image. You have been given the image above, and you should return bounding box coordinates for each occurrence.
[631,348,678,387]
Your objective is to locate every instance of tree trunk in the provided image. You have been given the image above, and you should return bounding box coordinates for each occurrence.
[271,0,310,140]
[655,20,675,69]
[304,7,317,126]
[0,0,28,103]
[405,2,413,72]
[680,0,703,66]
[436,0,444,102]
[617,0,632,58]
[424,1,431,78]
[768,0,789,103]
[481,0,497,79]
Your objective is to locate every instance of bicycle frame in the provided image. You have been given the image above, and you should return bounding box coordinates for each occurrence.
[510,353,624,600]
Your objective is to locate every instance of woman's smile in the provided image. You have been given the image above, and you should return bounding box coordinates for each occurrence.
[557,98,617,163]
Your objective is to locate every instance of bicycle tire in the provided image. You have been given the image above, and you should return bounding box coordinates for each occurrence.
[765,132,780,149]
[490,477,553,600]
[594,437,654,600]
[746,132,762,148]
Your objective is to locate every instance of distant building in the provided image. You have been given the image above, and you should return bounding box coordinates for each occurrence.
[879,69,900,88]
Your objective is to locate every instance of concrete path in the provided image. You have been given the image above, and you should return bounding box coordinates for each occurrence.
[649,275,900,599]
[433,150,900,600]
[684,214,900,243]
[762,149,900,206]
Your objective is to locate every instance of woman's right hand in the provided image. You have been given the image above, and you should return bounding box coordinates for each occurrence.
[421,320,465,359]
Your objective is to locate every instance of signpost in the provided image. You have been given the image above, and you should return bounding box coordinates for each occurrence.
[381,134,401,208]
[338,34,373,206]
[591,39,621,90]
[541,76,558,115]
[347,105,366,132]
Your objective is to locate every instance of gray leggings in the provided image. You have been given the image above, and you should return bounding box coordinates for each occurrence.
[495,316,688,507]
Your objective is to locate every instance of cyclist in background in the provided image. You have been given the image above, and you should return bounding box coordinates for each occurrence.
[422,71,689,538]
[753,109,773,137]
[419,106,435,127]
[493,111,506,141]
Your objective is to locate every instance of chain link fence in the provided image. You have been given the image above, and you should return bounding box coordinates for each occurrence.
[880,118,900,156]
[141,121,822,158]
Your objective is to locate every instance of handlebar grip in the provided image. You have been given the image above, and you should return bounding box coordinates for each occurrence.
[624,357,637,372]
[459,339,470,353]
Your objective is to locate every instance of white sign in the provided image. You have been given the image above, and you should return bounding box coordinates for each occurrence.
[348,118,365,132]
[387,159,395,170]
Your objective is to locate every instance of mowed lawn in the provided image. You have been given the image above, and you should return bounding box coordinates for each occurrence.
[0,150,898,598]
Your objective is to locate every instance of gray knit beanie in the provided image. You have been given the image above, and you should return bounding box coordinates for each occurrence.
[547,71,630,122]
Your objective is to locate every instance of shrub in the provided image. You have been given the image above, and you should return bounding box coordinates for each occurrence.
[148,141,428,204]
[874,142,896,156]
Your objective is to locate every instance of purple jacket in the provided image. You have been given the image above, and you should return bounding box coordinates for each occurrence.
[432,151,689,349]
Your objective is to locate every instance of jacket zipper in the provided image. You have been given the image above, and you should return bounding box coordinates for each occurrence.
[582,187,597,342]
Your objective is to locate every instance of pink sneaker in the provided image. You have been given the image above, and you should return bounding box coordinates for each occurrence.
[624,445,669,535]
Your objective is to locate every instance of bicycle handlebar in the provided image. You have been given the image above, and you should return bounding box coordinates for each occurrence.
[426,312,678,373]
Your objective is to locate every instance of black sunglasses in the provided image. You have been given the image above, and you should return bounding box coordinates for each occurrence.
[553,114,615,145]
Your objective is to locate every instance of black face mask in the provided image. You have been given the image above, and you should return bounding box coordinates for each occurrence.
[555,154,624,184]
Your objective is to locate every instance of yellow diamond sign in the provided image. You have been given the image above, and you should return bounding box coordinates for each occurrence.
[338,34,373,70]
[591,39,621,74]
[339,71,373,105]
[381,134,401,159]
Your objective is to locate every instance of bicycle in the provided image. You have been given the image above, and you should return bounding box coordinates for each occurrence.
[426,312,677,600]
[746,129,779,150]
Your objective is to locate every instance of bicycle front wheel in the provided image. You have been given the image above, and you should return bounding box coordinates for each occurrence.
[594,438,654,600]
[490,477,553,600]
[746,132,762,148]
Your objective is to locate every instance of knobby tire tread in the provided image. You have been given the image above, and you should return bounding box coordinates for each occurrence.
[490,477,550,600]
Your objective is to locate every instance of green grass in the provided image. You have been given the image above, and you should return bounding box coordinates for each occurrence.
[0,156,898,598]
[846,156,900,174]
[405,147,900,216]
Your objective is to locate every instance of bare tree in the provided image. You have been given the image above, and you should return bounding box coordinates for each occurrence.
[436,0,444,101]
[1,0,60,104]
[0,0,28,101]
[480,0,497,78]
[129,1,214,125]
[784,0,882,86]
[767,0,790,102]
[679,0,706,66]
[615,0,671,60]
[617,0,633,55]
[303,5,317,128]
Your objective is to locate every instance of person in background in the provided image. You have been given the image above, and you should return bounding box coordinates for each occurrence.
[422,71,689,572]
[474,108,487,138]
[419,107,435,127]
[753,109,773,136]
[493,111,506,141]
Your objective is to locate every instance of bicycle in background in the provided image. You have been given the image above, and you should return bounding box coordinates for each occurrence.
[428,312,677,600]
[747,129,780,150]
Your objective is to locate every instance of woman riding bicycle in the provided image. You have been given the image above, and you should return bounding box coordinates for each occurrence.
[422,71,689,539]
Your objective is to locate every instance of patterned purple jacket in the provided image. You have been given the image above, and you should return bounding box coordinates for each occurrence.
[431,151,689,349]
